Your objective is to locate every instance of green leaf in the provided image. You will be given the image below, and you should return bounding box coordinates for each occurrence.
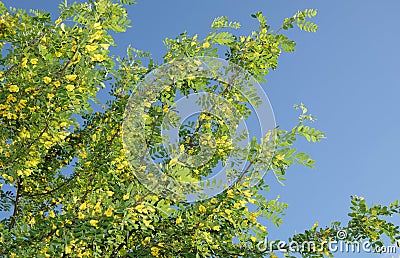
[119,0,136,5]
[0,2,7,14]
[211,16,240,29]
[212,32,235,45]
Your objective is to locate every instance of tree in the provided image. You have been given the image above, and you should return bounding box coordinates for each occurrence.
[0,1,399,257]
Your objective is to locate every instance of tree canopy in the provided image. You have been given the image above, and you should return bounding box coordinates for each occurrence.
[0,0,399,257]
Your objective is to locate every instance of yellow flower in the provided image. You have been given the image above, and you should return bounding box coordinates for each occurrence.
[150,247,159,256]
[49,210,55,218]
[163,104,169,113]
[164,52,172,59]
[28,217,36,226]
[91,54,106,62]
[65,74,77,81]
[6,94,17,103]
[44,141,53,149]
[225,209,232,215]
[40,247,49,255]
[123,193,130,200]
[53,81,61,87]
[100,43,110,50]
[243,190,252,197]
[104,207,113,217]
[85,44,98,52]
[176,216,182,225]
[202,41,210,48]
[24,169,32,177]
[66,84,75,92]
[90,31,103,41]
[79,202,87,211]
[203,231,212,243]
[89,219,98,228]
[106,190,114,197]
[212,225,220,231]
[19,130,30,139]
[65,245,72,254]
[143,100,152,108]
[30,58,38,65]
[94,201,101,213]
[55,18,62,25]
[9,85,19,93]
[187,75,196,80]
[78,212,85,219]
[55,51,62,57]
[199,205,206,213]
[135,204,146,213]
[268,253,278,258]
[168,157,178,166]
[143,219,152,227]
[19,99,27,108]
[142,236,151,245]
[226,189,234,197]
[43,77,52,84]
[93,22,102,30]
[21,58,28,68]
[199,113,206,120]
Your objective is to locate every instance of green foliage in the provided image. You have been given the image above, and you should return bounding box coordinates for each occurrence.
[212,32,235,45]
[0,1,398,258]
[283,9,318,32]
[251,12,267,28]
[119,0,136,5]
[211,16,241,30]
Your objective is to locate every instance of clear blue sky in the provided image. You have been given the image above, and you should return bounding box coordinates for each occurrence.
[2,0,400,257]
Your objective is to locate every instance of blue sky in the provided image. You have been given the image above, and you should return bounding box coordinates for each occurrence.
[2,0,400,257]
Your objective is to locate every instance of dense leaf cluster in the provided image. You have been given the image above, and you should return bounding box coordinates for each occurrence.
[0,1,398,257]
